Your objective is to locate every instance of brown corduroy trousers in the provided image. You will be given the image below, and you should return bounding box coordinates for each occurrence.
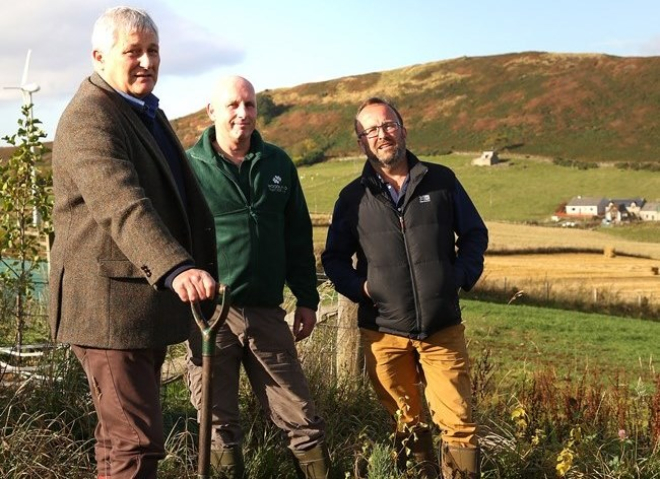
[72,345,167,479]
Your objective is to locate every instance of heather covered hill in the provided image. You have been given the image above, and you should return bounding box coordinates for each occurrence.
[172,51,660,163]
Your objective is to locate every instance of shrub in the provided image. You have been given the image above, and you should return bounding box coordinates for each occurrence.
[257,92,287,125]
[553,157,599,169]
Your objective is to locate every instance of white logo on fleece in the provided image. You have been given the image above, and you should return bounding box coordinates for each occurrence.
[268,174,288,193]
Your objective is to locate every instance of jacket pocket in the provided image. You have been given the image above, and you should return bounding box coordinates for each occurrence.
[97,259,143,278]
[49,267,64,341]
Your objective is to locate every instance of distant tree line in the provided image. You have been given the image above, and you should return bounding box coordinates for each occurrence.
[615,162,660,172]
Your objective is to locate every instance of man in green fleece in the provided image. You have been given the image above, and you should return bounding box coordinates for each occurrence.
[185,76,329,478]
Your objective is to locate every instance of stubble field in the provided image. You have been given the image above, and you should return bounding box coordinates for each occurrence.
[314,221,660,307]
[482,222,660,306]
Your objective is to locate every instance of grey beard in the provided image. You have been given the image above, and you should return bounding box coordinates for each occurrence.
[376,144,406,169]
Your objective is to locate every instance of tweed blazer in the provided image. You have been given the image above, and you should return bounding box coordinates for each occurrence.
[49,73,217,349]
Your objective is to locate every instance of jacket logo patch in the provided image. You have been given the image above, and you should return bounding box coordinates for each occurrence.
[268,175,288,193]
[419,194,431,203]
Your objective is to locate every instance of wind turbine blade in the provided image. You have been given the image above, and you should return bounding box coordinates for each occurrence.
[21,49,32,86]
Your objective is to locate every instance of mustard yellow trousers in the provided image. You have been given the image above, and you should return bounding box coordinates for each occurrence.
[361,323,477,447]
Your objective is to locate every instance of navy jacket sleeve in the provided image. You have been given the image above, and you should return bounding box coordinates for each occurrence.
[321,195,366,303]
[453,179,488,291]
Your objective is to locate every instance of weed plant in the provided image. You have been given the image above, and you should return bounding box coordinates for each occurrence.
[0,347,95,478]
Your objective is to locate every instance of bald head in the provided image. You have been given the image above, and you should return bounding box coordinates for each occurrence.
[210,76,255,106]
[207,76,257,152]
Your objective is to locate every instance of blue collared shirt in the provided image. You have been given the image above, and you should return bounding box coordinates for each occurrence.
[115,90,159,119]
[378,173,410,210]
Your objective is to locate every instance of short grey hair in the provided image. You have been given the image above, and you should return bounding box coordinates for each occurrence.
[91,6,159,52]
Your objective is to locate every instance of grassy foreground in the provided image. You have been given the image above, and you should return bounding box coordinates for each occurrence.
[1,297,659,478]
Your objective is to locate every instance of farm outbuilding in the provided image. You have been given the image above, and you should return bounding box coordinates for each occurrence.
[472,150,499,166]
[640,202,660,221]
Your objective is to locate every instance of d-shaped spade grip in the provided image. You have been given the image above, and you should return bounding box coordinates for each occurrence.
[191,283,231,479]
[191,284,232,356]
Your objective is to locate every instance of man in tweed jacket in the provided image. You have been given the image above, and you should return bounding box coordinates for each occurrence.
[49,7,217,478]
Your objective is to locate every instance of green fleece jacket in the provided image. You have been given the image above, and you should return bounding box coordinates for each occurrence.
[187,126,319,310]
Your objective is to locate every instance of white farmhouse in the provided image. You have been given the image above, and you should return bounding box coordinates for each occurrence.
[565,196,609,217]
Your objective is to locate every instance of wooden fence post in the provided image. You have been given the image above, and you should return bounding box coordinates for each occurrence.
[335,294,363,383]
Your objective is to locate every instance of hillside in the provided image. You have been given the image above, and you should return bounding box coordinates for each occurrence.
[172,51,660,163]
[3,52,658,165]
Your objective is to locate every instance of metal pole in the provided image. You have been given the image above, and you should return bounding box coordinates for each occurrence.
[27,102,41,229]
[198,340,214,477]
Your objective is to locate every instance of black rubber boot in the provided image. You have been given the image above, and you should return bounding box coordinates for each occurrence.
[409,428,440,478]
[394,428,440,477]
[393,431,410,472]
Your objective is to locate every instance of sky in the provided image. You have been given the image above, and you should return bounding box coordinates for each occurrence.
[1,0,659,145]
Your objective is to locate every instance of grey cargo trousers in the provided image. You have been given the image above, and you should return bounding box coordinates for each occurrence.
[186,306,325,452]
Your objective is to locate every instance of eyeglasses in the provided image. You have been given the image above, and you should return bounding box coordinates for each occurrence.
[358,121,401,139]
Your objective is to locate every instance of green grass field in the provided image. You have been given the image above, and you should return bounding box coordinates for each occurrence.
[299,154,660,224]
[596,221,660,244]
[461,299,658,386]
